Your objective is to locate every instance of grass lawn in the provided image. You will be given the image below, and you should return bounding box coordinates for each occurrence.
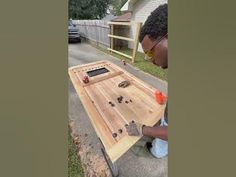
[91,44,168,81]
[68,128,84,177]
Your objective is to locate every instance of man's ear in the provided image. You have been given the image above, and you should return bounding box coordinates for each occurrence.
[141,35,154,51]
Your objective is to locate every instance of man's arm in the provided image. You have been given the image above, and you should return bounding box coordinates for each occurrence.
[125,122,168,140]
[142,125,168,140]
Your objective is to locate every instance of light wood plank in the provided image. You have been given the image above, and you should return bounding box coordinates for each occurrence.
[82,71,123,87]
[110,24,114,53]
[108,21,132,26]
[108,105,164,163]
[107,48,132,59]
[110,76,162,124]
[85,85,124,141]
[108,34,134,42]
[132,22,142,63]
[68,69,117,149]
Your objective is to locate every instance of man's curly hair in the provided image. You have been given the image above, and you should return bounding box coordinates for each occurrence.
[139,4,168,42]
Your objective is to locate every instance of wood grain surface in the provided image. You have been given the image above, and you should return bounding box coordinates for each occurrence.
[69,60,165,162]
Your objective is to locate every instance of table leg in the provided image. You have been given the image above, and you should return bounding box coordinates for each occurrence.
[99,138,119,177]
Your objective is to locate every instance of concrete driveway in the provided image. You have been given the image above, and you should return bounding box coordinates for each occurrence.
[68,42,168,177]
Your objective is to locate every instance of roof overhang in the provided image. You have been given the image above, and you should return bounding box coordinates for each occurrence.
[120,0,138,11]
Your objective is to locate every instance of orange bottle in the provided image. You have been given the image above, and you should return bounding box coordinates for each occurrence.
[155,91,167,105]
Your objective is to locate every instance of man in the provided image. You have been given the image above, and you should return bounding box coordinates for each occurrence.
[125,4,168,158]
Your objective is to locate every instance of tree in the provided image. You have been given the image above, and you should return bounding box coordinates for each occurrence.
[69,0,111,19]
[110,0,127,16]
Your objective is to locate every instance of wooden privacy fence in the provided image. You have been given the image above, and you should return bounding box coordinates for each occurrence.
[73,20,142,63]
[108,21,142,63]
[73,20,110,48]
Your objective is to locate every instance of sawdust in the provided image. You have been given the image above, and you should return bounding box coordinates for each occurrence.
[69,120,111,177]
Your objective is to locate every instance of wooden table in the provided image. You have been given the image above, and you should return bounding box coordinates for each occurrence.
[68,60,165,163]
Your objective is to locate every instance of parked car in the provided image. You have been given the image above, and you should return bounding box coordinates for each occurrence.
[68,20,81,42]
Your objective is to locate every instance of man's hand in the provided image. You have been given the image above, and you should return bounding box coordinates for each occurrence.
[125,121,144,136]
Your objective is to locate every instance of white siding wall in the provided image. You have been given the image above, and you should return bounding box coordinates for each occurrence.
[129,0,168,52]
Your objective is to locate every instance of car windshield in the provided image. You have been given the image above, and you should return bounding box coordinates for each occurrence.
[68,21,74,26]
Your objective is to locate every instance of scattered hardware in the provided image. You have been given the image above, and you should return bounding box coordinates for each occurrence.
[125,124,129,127]
[117,96,124,103]
[108,101,115,107]
[118,80,130,88]
[112,133,117,138]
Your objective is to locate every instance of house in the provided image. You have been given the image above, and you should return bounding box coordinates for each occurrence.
[121,0,168,52]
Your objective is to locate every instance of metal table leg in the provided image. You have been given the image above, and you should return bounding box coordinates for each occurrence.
[99,138,119,177]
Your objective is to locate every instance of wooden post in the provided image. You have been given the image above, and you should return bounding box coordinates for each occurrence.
[131,22,142,63]
[110,24,114,53]
[95,22,99,46]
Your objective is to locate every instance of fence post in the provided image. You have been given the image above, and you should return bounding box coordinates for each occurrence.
[95,21,98,46]
[131,22,142,63]
[110,24,114,53]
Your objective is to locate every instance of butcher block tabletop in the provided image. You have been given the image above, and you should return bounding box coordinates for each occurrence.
[68,60,165,162]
